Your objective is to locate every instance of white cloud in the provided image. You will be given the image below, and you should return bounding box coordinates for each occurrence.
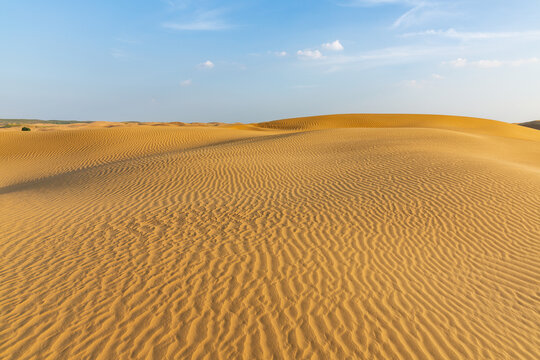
[297,49,324,60]
[446,57,540,69]
[198,60,215,69]
[404,28,540,41]
[448,58,467,68]
[181,79,192,86]
[322,40,344,51]
[432,73,444,80]
[510,57,540,66]
[475,60,503,68]
[404,79,421,88]
[275,51,288,57]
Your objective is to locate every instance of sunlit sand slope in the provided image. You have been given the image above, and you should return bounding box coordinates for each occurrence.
[0,126,273,188]
[258,113,539,140]
[1,116,539,359]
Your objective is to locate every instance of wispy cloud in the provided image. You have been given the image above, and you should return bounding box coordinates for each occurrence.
[181,79,192,86]
[339,0,448,29]
[110,49,127,59]
[115,37,139,44]
[322,40,344,51]
[445,57,540,68]
[292,84,318,89]
[162,5,232,31]
[321,45,456,65]
[400,71,444,89]
[447,57,468,68]
[340,0,419,6]
[162,0,191,11]
[197,60,215,69]
[391,2,429,28]
[163,22,228,31]
[402,79,422,88]
[510,58,540,66]
[404,28,540,41]
[293,44,459,74]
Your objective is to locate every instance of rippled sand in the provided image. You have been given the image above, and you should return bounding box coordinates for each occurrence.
[1,115,539,359]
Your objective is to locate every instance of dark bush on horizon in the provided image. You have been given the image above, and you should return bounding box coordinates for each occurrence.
[21,127,31,131]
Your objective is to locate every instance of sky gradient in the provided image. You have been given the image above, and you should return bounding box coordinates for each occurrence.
[1,0,540,123]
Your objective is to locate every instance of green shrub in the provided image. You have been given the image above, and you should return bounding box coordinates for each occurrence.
[21,127,31,131]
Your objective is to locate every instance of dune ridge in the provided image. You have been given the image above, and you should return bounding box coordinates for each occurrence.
[1,115,539,359]
[257,113,539,140]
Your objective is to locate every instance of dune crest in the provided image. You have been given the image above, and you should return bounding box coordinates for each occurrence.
[257,113,540,140]
[1,115,539,359]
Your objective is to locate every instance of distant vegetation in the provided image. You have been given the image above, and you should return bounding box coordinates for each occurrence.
[21,127,31,131]
[0,119,91,128]
[519,121,540,130]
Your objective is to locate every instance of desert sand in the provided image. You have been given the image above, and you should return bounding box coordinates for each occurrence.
[0,114,539,359]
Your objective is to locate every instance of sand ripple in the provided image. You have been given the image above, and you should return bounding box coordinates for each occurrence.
[1,116,539,359]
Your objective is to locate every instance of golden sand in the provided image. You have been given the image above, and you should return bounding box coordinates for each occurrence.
[1,115,539,359]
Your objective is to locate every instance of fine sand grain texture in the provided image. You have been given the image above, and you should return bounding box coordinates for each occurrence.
[1,115,539,359]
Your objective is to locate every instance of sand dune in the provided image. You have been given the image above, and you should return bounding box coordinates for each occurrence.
[258,114,539,140]
[1,115,539,359]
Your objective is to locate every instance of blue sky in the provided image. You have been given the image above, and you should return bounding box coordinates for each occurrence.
[1,0,539,123]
